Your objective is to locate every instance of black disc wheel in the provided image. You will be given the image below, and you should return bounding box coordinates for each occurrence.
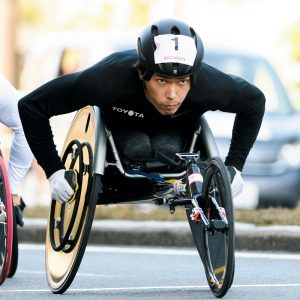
[187,156,235,298]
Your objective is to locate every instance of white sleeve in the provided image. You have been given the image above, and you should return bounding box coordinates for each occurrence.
[0,74,33,194]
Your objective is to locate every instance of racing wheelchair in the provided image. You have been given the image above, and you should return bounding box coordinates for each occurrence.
[45,106,235,298]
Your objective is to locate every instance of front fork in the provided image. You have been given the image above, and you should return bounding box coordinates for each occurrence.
[184,155,210,226]
[173,153,209,226]
[183,155,228,230]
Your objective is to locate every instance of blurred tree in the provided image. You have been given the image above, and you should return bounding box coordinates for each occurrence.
[19,0,44,26]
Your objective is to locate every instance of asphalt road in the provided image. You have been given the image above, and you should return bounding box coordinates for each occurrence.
[1,244,300,300]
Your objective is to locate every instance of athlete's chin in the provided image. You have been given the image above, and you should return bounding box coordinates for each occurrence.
[159,111,176,116]
[159,107,179,116]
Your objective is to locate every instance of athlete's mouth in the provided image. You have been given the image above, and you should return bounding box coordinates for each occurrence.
[162,104,179,110]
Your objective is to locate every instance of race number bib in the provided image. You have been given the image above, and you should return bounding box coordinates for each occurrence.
[154,34,197,66]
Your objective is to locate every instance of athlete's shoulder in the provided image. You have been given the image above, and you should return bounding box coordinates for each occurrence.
[197,62,259,91]
[81,49,137,79]
[192,62,237,95]
[76,49,140,102]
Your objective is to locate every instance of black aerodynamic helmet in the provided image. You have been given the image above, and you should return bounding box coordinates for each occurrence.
[137,18,204,77]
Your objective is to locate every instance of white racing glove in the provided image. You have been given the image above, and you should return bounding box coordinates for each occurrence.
[226,166,244,198]
[48,169,76,204]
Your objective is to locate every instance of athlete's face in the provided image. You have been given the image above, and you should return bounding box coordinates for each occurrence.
[143,73,191,116]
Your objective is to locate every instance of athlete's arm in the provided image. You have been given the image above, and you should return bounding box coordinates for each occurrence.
[222,75,266,171]
[195,65,265,171]
[18,56,125,178]
[18,71,95,178]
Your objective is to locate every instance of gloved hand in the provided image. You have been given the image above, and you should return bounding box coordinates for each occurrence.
[48,169,77,204]
[226,166,244,198]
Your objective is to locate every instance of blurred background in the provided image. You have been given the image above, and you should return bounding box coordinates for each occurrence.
[1,0,300,209]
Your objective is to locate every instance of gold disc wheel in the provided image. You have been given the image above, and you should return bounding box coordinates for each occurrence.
[45,106,101,293]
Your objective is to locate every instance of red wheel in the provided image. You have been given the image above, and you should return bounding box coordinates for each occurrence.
[0,156,13,285]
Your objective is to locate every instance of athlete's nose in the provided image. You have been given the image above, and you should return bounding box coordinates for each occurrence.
[166,84,177,100]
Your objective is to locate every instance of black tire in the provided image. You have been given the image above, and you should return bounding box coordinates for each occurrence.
[7,206,18,278]
[187,156,235,298]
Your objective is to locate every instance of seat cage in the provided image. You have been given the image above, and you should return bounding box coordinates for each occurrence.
[92,107,220,180]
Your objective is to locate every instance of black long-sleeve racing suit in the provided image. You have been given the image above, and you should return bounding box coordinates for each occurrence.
[18,49,265,178]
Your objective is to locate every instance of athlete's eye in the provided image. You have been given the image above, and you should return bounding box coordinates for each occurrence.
[178,79,190,85]
[158,79,166,84]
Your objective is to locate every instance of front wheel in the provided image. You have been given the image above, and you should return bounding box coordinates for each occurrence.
[187,156,235,298]
[201,157,235,297]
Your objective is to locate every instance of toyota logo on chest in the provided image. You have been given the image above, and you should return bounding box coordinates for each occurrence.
[112,106,144,118]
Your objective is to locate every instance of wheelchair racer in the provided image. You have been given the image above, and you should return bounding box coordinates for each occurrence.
[0,74,33,226]
[18,18,265,204]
